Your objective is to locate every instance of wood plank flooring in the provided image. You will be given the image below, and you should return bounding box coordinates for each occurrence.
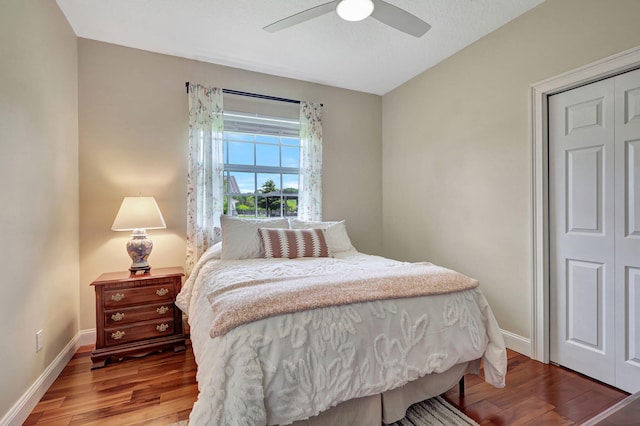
[24,345,629,425]
[24,345,197,425]
[443,350,630,425]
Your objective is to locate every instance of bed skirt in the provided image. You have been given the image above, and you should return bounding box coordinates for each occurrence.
[286,359,478,426]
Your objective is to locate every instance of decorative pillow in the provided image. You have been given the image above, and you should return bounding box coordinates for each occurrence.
[220,216,289,260]
[289,219,356,254]
[258,228,330,259]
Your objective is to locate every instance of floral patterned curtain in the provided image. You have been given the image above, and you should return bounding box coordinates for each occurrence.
[186,83,224,274]
[298,101,323,221]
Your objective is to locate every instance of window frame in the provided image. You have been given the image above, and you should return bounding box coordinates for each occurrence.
[222,111,301,218]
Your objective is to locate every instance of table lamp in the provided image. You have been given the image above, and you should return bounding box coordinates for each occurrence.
[112,196,166,273]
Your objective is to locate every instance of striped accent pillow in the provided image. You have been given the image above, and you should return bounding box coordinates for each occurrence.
[258,228,330,259]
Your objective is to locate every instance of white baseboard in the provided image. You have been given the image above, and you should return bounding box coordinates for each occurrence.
[1,335,80,426]
[79,328,97,347]
[0,329,96,426]
[501,329,531,357]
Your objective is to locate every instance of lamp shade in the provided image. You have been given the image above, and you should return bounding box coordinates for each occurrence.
[112,196,166,231]
[336,0,374,22]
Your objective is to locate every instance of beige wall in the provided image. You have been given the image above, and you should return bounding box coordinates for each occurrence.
[0,0,79,419]
[78,39,383,330]
[6,1,639,418]
[382,0,640,340]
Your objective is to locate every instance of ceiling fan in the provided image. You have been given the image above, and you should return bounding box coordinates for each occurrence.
[263,0,431,38]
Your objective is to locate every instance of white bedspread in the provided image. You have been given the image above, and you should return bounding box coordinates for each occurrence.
[177,247,507,426]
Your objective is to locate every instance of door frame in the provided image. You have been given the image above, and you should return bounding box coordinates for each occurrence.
[530,45,640,363]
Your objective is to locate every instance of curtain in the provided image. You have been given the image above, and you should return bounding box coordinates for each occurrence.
[298,101,323,221]
[186,83,224,274]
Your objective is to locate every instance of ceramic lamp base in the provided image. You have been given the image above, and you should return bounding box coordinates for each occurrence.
[126,230,153,273]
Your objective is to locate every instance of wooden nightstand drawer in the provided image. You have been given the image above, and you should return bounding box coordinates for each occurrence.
[91,267,186,369]
[105,303,174,327]
[104,282,175,308]
[104,319,175,346]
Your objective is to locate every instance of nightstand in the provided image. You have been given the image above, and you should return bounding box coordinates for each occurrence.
[90,266,187,369]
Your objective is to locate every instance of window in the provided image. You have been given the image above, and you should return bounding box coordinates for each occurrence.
[223,111,301,217]
[186,84,322,273]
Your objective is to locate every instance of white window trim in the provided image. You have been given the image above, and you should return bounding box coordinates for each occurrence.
[223,110,301,218]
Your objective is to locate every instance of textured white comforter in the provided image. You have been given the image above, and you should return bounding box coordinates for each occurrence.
[176,247,507,426]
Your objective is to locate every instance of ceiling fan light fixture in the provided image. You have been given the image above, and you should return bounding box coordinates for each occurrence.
[336,0,375,22]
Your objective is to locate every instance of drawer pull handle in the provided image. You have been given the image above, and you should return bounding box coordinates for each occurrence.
[156,288,169,297]
[111,330,125,340]
[156,323,169,332]
[111,312,125,322]
[156,306,169,315]
[111,293,125,302]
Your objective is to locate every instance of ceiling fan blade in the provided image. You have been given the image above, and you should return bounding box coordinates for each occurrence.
[264,1,338,33]
[370,0,431,37]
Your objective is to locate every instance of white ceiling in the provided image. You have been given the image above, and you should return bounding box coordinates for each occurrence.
[56,0,544,95]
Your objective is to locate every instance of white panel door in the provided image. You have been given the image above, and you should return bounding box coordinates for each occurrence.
[614,68,640,393]
[549,78,616,385]
[550,68,640,393]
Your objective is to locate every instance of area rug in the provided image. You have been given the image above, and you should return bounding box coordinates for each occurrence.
[388,396,478,425]
[167,395,478,425]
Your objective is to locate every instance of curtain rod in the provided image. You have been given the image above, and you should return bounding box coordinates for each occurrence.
[185,82,322,106]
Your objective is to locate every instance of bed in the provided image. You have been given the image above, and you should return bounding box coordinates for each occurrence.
[176,216,507,425]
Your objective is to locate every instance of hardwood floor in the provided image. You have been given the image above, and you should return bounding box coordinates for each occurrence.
[443,350,630,425]
[24,345,197,425]
[25,345,629,425]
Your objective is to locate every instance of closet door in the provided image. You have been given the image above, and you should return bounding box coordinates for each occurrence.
[550,68,640,393]
[614,68,640,393]
[549,78,616,386]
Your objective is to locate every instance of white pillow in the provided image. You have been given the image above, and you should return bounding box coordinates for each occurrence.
[289,218,356,254]
[205,241,222,259]
[221,216,289,260]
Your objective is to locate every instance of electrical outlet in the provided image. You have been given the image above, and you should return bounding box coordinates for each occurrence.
[36,330,44,352]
